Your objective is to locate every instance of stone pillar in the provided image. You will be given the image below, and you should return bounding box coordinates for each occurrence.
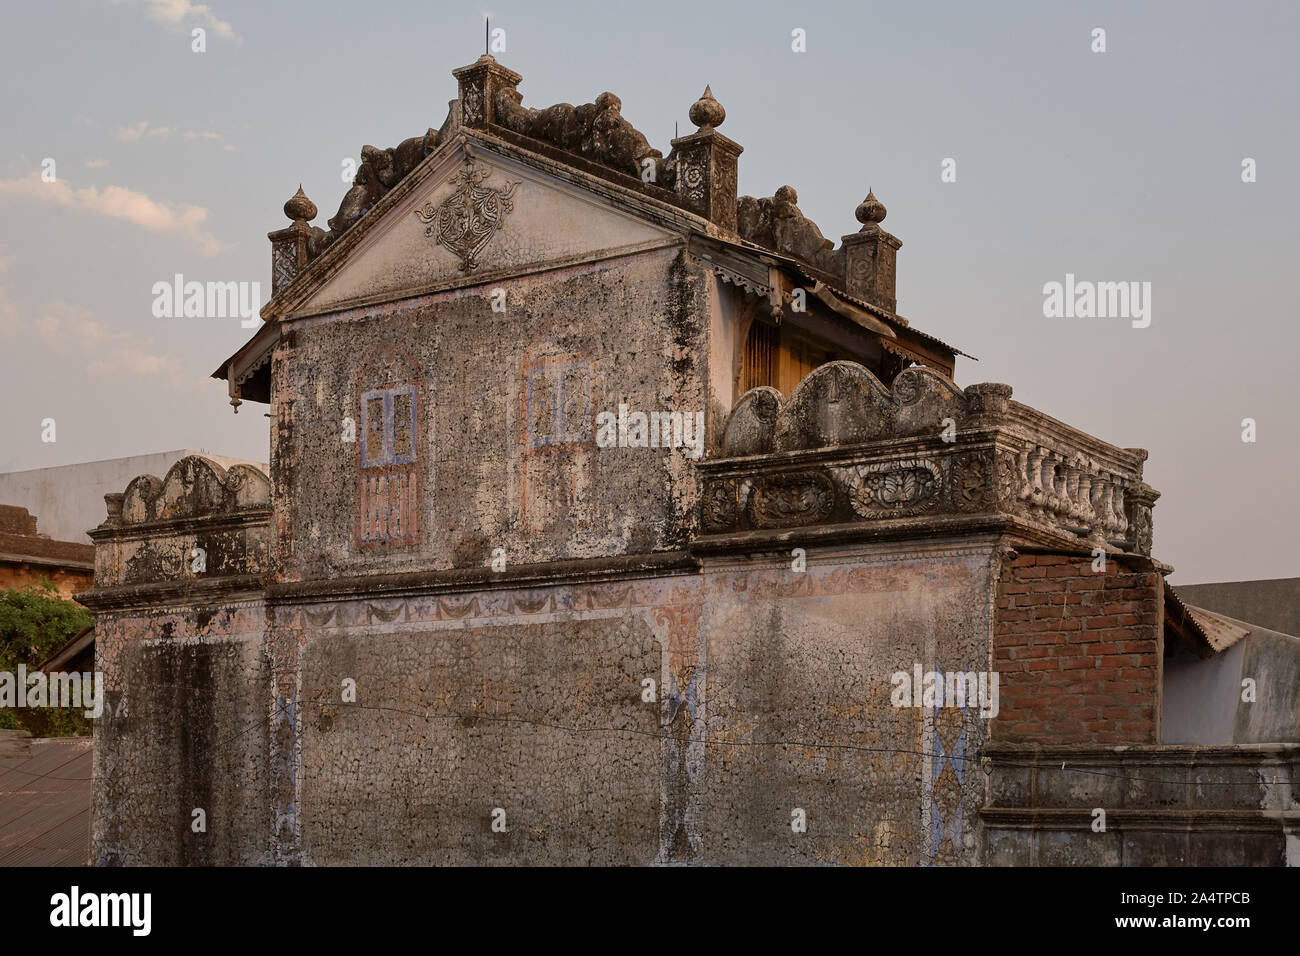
[1125,481,1159,556]
[670,87,742,232]
[841,191,901,314]
[451,54,522,128]
[268,186,317,295]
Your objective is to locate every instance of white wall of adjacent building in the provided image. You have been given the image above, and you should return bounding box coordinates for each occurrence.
[0,451,267,543]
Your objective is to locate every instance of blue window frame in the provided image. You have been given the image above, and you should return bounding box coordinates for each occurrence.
[360,385,418,467]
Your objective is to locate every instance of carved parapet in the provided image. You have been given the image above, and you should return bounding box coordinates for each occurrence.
[85,456,272,597]
[703,362,1156,554]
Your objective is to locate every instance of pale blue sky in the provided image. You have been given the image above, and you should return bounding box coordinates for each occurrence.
[1,0,1297,582]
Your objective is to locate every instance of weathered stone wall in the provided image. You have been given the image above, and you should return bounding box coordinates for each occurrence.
[278,539,995,865]
[983,743,1300,866]
[993,552,1163,745]
[693,543,995,866]
[92,603,269,866]
[85,456,272,865]
[272,245,709,582]
[296,613,661,865]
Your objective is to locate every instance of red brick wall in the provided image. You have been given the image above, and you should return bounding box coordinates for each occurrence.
[993,552,1163,744]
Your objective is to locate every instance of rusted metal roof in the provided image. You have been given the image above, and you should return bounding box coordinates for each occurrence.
[1184,605,1252,654]
[1164,581,1252,657]
[0,732,92,867]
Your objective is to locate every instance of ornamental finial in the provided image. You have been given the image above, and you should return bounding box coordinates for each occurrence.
[856,189,886,227]
[688,85,725,130]
[284,185,317,223]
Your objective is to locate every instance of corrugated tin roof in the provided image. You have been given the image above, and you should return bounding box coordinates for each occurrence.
[1164,581,1253,657]
[1183,605,1253,654]
[0,733,92,867]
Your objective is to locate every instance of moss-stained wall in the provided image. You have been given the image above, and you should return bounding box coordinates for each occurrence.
[92,604,269,865]
[272,245,709,582]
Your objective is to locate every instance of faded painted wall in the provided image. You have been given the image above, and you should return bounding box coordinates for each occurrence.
[273,244,708,583]
[271,540,995,865]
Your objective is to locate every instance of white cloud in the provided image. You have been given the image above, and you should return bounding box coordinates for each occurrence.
[0,172,225,255]
[116,121,221,143]
[75,318,134,348]
[113,0,240,43]
[87,347,189,390]
[34,312,66,351]
[0,285,189,389]
[32,304,127,354]
[117,120,150,141]
[85,159,110,169]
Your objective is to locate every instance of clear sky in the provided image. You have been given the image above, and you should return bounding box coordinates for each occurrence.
[1,0,1296,583]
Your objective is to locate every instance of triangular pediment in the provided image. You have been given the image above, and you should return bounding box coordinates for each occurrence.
[296,141,679,315]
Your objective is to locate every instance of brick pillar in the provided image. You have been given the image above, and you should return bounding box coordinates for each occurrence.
[992,551,1163,745]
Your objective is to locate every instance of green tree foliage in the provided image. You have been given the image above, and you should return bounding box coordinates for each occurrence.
[0,581,93,736]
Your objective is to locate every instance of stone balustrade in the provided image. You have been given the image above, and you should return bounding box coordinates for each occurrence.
[700,362,1157,555]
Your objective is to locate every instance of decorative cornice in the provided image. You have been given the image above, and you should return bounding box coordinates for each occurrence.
[76,575,267,611]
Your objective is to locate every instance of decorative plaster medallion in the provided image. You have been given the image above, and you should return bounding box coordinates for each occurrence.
[702,480,738,531]
[892,367,923,406]
[847,458,941,519]
[414,159,521,272]
[747,470,835,528]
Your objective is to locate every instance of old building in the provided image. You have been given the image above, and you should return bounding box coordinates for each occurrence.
[0,504,93,601]
[79,55,1298,866]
